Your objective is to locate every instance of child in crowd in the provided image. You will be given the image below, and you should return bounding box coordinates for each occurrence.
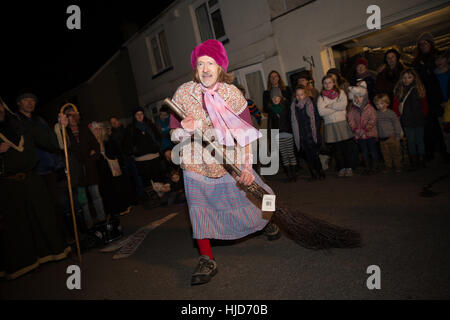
[268,87,285,130]
[347,82,379,175]
[238,86,262,128]
[392,69,429,169]
[317,75,354,177]
[297,71,319,104]
[374,94,403,173]
[160,168,186,206]
[290,85,324,181]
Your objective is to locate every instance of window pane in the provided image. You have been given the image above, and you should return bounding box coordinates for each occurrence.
[151,37,163,71]
[211,9,226,39]
[208,0,218,7]
[158,30,172,67]
[195,3,214,41]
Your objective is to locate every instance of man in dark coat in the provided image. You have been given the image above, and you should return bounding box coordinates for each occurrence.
[60,106,107,228]
[0,101,70,280]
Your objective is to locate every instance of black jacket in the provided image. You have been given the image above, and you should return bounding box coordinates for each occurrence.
[124,119,161,157]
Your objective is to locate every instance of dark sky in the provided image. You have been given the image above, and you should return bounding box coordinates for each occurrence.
[0,1,174,111]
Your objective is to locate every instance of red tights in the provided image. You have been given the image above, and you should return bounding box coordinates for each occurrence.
[196,239,213,260]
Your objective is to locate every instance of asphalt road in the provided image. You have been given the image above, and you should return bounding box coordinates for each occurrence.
[1,161,450,300]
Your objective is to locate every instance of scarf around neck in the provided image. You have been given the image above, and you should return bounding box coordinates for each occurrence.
[322,89,339,100]
[290,97,318,150]
[201,83,262,147]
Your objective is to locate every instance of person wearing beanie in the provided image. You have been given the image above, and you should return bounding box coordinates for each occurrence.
[263,70,293,130]
[0,99,70,280]
[347,81,379,175]
[170,39,279,286]
[351,56,377,106]
[124,106,164,197]
[413,32,449,162]
[376,48,405,104]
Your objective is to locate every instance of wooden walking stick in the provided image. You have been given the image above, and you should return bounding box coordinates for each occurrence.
[164,98,361,250]
[59,103,82,262]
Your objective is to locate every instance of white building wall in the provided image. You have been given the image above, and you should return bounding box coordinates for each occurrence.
[127,0,281,109]
[127,0,449,110]
[272,0,449,84]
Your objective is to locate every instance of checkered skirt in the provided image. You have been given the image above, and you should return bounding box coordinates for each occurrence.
[183,169,272,240]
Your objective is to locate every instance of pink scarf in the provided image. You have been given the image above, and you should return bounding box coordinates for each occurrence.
[322,89,339,100]
[201,84,262,147]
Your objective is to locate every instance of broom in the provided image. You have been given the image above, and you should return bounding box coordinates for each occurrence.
[164,98,361,250]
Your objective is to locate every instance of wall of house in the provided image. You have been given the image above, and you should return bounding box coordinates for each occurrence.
[272,0,448,85]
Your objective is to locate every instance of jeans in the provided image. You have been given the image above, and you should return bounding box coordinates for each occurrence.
[81,185,106,225]
[357,138,379,168]
[404,127,425,156]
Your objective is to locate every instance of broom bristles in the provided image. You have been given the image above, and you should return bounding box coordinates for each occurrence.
[272,206,362,250]
[248,184,361,250]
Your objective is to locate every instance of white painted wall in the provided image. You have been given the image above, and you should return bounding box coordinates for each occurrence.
[126,0,449,108]
[272,0,449,84]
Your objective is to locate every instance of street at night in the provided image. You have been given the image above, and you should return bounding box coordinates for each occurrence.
[2,161,449,300]
[1,0,450,311]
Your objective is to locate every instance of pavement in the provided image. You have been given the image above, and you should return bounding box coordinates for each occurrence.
[1,160,450,300]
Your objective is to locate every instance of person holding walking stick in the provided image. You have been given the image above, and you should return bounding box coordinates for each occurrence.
[0,99,71,280]
[169,39,280,286]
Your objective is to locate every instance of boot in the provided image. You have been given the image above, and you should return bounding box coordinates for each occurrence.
[307,165,318,182]
[289,165,298,182]
[191,255,218,286]
[284,166,292,182]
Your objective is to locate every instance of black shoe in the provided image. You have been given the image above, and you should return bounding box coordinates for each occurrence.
[263,222,281,241]
[190,255,218,286]
[290,166,298,182]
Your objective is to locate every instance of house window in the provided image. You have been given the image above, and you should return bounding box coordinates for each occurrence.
[147,29,172,75]
[268,0,316,20]
[194,0,228,43]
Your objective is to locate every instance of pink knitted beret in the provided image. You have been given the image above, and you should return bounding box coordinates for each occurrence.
[190,39,229,72]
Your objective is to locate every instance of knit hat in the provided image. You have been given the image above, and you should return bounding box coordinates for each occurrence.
[190,39,229,72]
[326,68,340,76]
[16,92,38,104]
[270,87,282,99]
[133,106,145,116]
[417,32,434,45]
[355,57,369,68]
[348,81,368,100]
[384,48,401,64]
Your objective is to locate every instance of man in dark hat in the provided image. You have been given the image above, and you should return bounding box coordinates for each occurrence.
[0,99,70,280]
[376,48,405,105]
[16,92,65,215]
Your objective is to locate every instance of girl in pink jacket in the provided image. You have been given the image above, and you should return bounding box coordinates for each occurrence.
[347,82,379,175]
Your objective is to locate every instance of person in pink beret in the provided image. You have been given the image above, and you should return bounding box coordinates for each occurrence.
[169,39,280,286]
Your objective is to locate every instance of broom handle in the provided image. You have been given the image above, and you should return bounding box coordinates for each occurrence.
[163,98,269,196]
